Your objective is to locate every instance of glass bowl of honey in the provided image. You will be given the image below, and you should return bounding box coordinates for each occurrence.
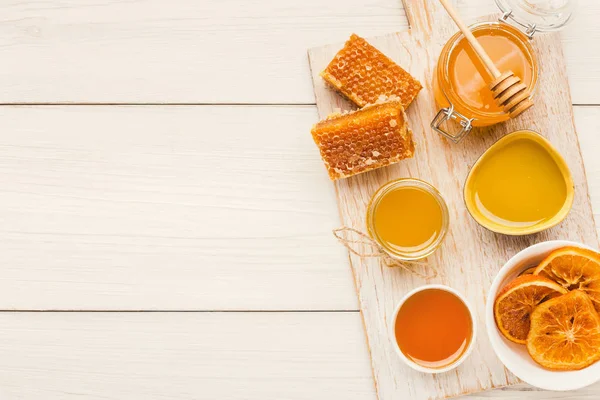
[366,179,449,261]
[391,284,477,373]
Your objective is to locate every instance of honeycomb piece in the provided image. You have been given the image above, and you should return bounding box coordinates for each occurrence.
[321,34,422,109]
[311,101,414,180]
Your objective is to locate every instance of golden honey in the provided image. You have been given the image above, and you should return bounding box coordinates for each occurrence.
[446,28,533,115]
[367,179,449,260]
[464,130,574,235]
[432,22,538,140]
[394,288,473,369]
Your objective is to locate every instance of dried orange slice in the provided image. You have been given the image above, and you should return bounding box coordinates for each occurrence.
[494,275,567,344]
[534,246,600,312]
[527,290,600,370]
[518,266,538,276]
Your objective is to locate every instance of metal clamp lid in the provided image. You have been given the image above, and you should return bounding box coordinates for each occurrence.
[431,104,474,143]
[499,10,537,39]
[494,0,576,37]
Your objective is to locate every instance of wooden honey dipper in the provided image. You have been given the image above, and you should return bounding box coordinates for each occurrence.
[438,0,533,117]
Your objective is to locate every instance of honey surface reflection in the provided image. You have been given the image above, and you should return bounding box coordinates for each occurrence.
[469,138,567,228]
[374,186,442,253]
[448,27,533,114]
[394,289,472,368]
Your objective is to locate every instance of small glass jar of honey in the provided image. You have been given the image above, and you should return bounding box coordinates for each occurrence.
[366,179,449,261]
[431,0,576,142]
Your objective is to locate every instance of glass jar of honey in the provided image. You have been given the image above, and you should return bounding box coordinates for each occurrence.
[366,179,449,261]
[431,0,576,142]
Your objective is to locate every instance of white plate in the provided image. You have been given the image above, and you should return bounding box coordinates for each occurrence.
[486,240,600,391]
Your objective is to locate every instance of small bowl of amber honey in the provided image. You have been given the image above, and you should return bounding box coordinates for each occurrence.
[391,285,476,373]
[366,179,449,261]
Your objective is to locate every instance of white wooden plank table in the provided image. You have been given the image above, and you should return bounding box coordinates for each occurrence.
[0,1,599,399]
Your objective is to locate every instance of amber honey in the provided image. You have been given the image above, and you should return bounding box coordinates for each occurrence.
[432,22,538,140]
[367,179,449,260]
[447,28,533,115]
[394,288,473,369]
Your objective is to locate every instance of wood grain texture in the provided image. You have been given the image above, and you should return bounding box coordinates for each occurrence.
[0,312,375,400]
[576,107,600,227]
[2,0,600,399]
[0,105,357,311]
[0,312,597,400]
[308,4,599,400]
[0,0,598,104]
[1,105,600,312]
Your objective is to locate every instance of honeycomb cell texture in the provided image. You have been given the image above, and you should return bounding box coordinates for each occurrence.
[320,34,422,109]
[311,101,415,180]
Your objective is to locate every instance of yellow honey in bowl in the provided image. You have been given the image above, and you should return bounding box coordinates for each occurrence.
[367,179,449,260]
[465,131,574,235]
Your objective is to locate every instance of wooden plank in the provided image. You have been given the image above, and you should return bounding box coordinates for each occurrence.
[0,105,357,311]
[466,383,600,399]
[308,5,598,400]
[0,311,597,399]
[0,312,375,400]
[1,105,600,312]
[0,0,598,104]
[576,106,600,232]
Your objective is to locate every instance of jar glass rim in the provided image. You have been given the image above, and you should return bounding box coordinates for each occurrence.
[366,178,449,261]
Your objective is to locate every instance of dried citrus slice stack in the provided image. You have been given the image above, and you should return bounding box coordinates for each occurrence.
[534,246,600,312]
[494,275,567,344]
[527,290,600,370]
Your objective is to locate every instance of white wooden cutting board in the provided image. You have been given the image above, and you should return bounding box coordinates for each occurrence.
[307,0,599,398]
